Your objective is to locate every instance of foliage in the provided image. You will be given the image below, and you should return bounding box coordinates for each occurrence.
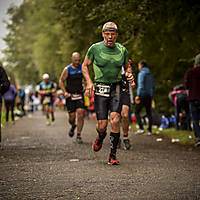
[3,0,200,113]
[4,0,67,85]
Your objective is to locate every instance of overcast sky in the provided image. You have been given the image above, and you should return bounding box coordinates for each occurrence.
[0,0,23,59]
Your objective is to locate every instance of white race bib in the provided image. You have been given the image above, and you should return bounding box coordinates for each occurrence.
[95,84,111,97]
[71,94,82,101]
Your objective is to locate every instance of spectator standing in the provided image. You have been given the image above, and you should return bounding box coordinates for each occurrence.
[17,88,26,116]
[56,90,65,110]
[184,53,200,147]
[135,61,155,135]
[28,91,34,112]
[32,92,40,112]
[168,84,192,131]
[0,62,10,142]
[3,77,17,123]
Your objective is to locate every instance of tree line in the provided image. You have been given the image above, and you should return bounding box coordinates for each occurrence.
[3,0,200,113]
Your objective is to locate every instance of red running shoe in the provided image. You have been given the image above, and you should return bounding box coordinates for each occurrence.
[108,156,120,165]
[93,136,103,152]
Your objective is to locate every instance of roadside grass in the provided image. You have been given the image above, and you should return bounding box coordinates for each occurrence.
[1,111,15,126]
[130,123,195,145]
[1,111,8,126]
[152,127,195,145]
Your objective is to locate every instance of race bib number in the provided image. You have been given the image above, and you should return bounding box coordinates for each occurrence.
[43,96,51,104]
[71,94,82,101]
[95,84,110,97]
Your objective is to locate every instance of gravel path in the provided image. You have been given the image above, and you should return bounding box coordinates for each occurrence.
[0,110,200,200]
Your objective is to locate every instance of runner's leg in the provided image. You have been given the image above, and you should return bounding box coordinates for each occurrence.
[76,108,85,135]
[45,105,51,125]
[121,104,131,149]
[68,112,76,126]
[110,112,120,156]
[121,105,129,137]
[50,106,55,122]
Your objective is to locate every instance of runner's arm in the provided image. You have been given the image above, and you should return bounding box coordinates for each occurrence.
[38,85,45,96]
[50,83,56,96]
[124,63,135,88]
[59,67,70,98]
[82,56,94,96]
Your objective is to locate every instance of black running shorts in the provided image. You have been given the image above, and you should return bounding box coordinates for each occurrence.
[120,74,130,107]
[65,94,85,113]
[94,82,122,120]
[120,91,130,107]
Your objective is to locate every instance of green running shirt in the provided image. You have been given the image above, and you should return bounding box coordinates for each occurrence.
[86,41,129,83]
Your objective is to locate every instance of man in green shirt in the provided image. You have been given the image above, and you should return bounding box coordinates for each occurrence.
[82,22,135,165]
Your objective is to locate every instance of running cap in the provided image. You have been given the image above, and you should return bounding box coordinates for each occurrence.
[43,73,49,79]
[102,22,118,32]
[195,53,200,66]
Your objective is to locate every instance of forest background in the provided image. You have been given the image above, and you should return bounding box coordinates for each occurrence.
[2,0,200,114]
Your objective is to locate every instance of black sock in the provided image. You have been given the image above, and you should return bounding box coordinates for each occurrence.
[77,133,81,137]
[71,124,76,131]
[97,129,107,141]
[110,132,120,157]
[51,112,55,121]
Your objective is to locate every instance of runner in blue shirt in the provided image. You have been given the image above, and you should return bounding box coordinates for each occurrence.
[59,52,85,144]
[38,73,56,125]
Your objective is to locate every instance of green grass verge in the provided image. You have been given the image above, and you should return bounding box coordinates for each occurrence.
[1,111,7,125]
[130,123,195,145]
[1,111,14,126]
[152,128,195,145]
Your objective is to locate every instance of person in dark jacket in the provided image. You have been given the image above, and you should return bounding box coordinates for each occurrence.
[0,62,10,142]
[184,53,200,147]
[135,61,155,135]
[3,77,17,123]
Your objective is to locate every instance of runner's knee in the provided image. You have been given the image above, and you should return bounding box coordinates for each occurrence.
[97,120,107,132]
[69,112,76,122]
[110,113,120,126]
[121,111,129,118]
[121,105,129,118]
[77,109,84,119]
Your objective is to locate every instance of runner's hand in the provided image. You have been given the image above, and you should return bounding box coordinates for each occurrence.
[125,72,135,88]
[130,80,136,88]
[64,92,70,98]
[85,82,94,97]
[135,96,140,104]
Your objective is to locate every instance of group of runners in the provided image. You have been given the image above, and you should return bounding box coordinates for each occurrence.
[38,22,136,165]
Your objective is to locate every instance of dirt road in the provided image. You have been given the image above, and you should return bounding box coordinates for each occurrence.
[0,110,200,200]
